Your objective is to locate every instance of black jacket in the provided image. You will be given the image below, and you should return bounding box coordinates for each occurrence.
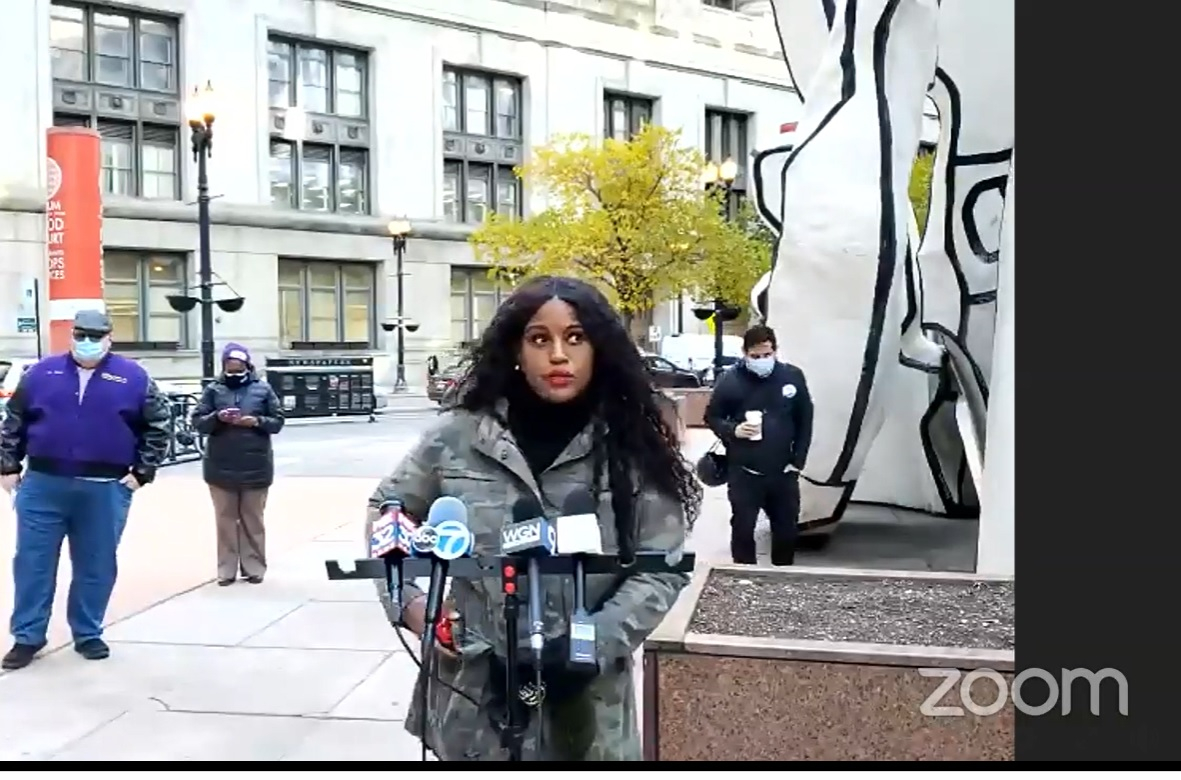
[705,361,814,476]
[192,375,285,489]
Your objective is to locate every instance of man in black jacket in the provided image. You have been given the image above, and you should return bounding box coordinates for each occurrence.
[192,344,285,586]
[705,325,814,566]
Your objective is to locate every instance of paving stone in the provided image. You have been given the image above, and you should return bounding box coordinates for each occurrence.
[240,601,404,652]
[94,643,388,717]
[104,587,307,646]
[328,652,421,721]
[50,710,316,762]
[282,718,436,761]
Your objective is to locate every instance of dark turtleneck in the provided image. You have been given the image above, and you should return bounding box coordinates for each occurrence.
[505,380,596,478]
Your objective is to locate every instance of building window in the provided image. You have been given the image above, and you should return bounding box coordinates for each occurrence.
[49,2,181,200]
[102,250,188,348]
[703,0,737,9]
[50,2,178,91]
[705,108,751,196]
[603,92,653,141]
[450,268,506,344]
[442,67,524,224]
[278,259,376,348]
[267,37,371,215]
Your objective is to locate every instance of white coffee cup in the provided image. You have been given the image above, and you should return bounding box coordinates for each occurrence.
[744,410,763,441]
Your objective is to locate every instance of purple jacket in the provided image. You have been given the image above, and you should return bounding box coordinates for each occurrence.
[0,353,171,482]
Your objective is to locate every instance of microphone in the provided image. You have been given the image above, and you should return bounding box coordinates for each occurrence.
[419,496,474,662]
[368,499,418,623]
[556,489,601,669]
[502,498,556,673]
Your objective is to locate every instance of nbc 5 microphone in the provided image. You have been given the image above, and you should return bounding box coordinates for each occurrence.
[418,496,474,662]
[368,499,418,623]
[555,489,602,669]
[502,498,556,674]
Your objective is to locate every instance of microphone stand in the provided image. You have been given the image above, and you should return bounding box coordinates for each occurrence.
[325,551,697,762]
[500,558,525,761]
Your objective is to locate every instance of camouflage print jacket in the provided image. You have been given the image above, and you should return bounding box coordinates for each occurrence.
[364,406,690,761]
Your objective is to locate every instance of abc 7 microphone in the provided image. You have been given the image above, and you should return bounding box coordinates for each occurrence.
[415,497,474,656]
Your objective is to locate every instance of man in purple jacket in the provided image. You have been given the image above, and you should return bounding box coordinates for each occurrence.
[0,310,171,670]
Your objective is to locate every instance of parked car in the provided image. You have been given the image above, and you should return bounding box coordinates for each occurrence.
[641,353,703,389]
[427,363,464,404]
[0,358,35,417]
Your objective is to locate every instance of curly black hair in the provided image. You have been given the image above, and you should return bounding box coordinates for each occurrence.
[446,275,702,560]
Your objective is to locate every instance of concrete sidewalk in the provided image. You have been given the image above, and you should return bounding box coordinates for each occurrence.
[0,429,976,760]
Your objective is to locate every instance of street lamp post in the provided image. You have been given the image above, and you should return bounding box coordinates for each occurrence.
[380,220,419,393]
[167,81,244,384]
[696,158,742,376]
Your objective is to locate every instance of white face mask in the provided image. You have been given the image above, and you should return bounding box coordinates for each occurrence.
[745,355,776,377]
[71,338,109,363]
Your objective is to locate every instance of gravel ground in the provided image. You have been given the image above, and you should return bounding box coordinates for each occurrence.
[689,571,1014,650]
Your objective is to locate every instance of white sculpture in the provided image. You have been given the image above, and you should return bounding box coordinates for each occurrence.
[751,0,1015,539]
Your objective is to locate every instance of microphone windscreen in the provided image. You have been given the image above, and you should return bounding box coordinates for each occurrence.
[511,496,543,523]
[426,495,468,526]
[561,488,596,517]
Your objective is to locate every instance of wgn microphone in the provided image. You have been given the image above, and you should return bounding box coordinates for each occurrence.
[419,496,475,662]
[555,489,602,669]
[368,499,418,622]
[502,498,556,674]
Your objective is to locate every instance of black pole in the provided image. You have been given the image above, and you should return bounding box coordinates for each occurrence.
[393,235,407,393]
[194,125,215,384]
[713,296,725,374]
[33,278,43,360]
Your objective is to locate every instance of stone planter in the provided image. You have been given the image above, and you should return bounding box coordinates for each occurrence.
[676,388,713,428]
[642,564,1015,761]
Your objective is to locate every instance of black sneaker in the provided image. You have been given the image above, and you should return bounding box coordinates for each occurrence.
[74,638,110,661]
[2,642,46,670]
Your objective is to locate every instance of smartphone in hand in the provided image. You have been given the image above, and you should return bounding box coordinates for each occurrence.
[218,407,242,422]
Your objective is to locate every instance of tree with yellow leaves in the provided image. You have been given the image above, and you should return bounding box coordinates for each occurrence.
[469,125,771,330]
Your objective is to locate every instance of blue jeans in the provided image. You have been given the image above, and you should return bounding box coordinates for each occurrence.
[9,471,133,646]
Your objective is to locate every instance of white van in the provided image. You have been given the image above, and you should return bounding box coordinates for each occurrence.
[658,333,743,380]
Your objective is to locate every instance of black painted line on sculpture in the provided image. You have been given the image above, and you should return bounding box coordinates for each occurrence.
[770,2,805,99]
[751,143,793,235]
[798,484,856,532]
[917,351,960,514]
[968,289,996,305]
[962,175,1008,265]
[901,243,919,334]
[924,321,988,407]
[822,0,837,29]
[767,0,859,325]
[955,447,971,510]
[899,353,940,374]
[802,473,853,488]
[827,0,901,485]
[954,148,1012,166]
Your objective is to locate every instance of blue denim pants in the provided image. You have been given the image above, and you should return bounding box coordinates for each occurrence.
[9,471,134,646]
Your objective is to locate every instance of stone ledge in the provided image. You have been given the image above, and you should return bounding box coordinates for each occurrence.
[0,194,474,242]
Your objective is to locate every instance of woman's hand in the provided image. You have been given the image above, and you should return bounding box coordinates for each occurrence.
[402,594,461,660]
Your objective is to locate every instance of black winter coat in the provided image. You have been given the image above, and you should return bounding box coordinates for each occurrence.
[192,375,285,489]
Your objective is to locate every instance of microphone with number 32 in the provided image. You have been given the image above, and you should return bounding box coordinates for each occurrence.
[368,499,419,623]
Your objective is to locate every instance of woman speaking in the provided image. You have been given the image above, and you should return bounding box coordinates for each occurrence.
[365,275,700,760]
